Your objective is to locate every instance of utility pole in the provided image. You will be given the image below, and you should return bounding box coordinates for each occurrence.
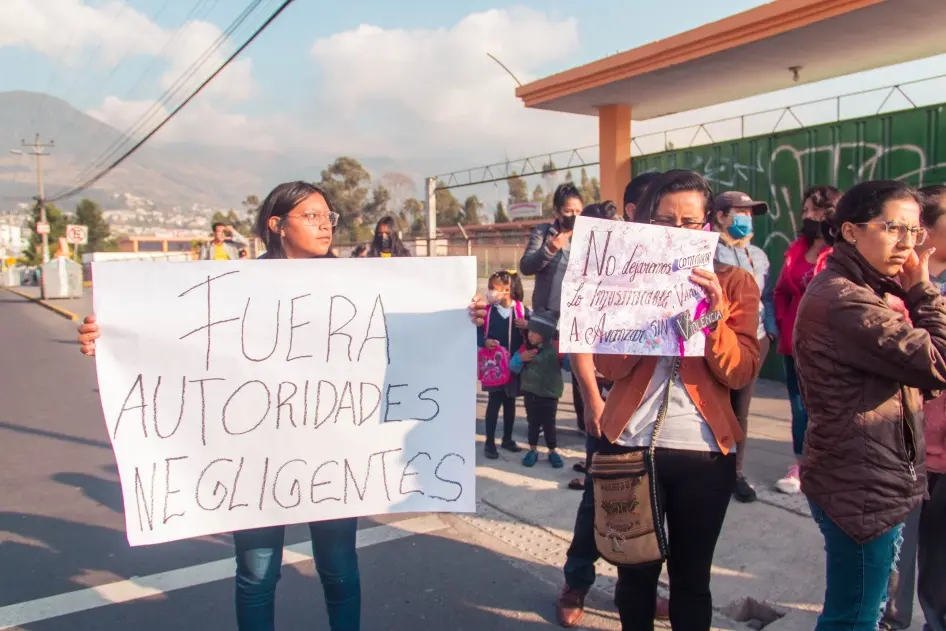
[10,134,54,264]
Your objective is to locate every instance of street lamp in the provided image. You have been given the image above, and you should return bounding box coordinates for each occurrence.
[9,149,23,155]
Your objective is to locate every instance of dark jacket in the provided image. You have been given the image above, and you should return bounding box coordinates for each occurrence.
[519,221,569,316]
[512,341,564,399]
[476,303,531,352]
[793,241,946,543]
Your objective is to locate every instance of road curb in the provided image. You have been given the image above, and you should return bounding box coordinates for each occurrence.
[4,287,81,321]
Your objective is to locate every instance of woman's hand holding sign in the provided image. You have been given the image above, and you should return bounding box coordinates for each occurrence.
[689,268,724,312]
[78,315,99,356]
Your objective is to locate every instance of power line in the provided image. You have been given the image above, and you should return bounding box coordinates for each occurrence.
[61,0,266,193]
[49,0,299,203]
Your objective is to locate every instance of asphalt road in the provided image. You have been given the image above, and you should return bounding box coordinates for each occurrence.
[0,291,627,631]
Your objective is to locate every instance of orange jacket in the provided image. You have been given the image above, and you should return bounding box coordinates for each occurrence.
[594,265,761,453]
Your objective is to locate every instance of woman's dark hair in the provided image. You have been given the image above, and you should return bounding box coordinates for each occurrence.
[623,172,662,208]
[581,201,619,221]
[255,181,336,259]
[553,183,583,212]
[351,244,367,257]
[920,184,946,228]
[368,216,411,257]
[828,180,922,245]
[488,269,525,302]
[631,169,714,224]
[803,185,842,212]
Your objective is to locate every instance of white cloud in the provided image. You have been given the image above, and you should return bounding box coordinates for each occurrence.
[0,0,256,101]
[309,7,597,170]
[87,95,296,152]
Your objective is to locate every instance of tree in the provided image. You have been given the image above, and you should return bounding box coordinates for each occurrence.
[318,157,371,237]
[532,184,544,202]
[507,171,528,205]
[379,172,416,211]
[401,197,424,233]
[541,160,558,217]
[579,168,601,205]
[435,180,463,226]
[210,209,252,237]
[72,198,115,256]
[362,185,392,226]
[242,194,260,223]
[21,202,68,266]
[462,195,483,225]
[494,201,510,224]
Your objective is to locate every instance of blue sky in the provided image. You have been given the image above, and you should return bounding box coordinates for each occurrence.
[2,0,945,189]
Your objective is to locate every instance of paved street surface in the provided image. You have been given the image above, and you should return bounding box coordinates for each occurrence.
[0,288,924,631]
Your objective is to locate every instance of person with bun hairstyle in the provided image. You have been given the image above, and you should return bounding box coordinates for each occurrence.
[592,169,760,631]
[773,185,842,495]
[793,180,946,631]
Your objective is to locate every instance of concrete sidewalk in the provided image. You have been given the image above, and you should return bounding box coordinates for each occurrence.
[470,379,926,631]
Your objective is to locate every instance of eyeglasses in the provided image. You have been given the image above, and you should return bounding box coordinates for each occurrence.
[286,211,339,227]
[857,221,927,245]
[651,217,705,230]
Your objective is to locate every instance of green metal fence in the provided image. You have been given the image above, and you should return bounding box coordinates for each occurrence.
[632,104,946,379]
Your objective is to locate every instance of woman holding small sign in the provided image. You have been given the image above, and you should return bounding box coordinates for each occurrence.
[591,170,761,631]
[76,181,489,631]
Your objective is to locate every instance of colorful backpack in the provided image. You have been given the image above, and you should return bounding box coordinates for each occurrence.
[477,302,525,388]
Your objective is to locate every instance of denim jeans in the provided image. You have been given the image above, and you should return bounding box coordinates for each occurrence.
[783,355,809,456]
[563,433,601,592]
[809,501,904,631]
[233,518,360,631]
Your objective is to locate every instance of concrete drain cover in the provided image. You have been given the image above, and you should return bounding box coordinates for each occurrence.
[721,597,785,630]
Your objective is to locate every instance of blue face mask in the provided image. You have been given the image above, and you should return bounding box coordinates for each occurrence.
[727,214,753,239]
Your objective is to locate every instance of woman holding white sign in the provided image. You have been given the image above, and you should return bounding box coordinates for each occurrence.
[76,181,489,631]
[591,170,761,631]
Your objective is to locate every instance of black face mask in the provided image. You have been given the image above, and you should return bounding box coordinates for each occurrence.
[376,234,392,250]
[801,218,822,241]
[560,215,576,231]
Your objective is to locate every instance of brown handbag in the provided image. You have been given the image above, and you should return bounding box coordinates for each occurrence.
[589,357,679,568]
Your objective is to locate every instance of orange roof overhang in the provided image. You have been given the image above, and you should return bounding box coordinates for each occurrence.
[516,0,946,119]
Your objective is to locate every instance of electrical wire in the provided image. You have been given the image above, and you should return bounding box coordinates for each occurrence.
[48,0,299,203]
[60,0,267,192]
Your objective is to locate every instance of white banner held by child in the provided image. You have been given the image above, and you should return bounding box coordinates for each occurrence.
[92,257,477,546]
[559,217,720,356]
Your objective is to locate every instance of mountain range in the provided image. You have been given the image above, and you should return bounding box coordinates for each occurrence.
[0,91,399,211]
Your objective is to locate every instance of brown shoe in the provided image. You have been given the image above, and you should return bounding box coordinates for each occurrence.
[556,585,586,628]
[655,594,670,620]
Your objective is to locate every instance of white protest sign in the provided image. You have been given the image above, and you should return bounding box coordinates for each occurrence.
[560,217,720,356]
[92,257,477,546]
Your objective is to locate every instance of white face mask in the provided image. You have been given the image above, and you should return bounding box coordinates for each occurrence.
[486,289,507,304]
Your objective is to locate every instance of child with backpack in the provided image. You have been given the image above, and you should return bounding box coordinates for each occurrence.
[477,270,530,459]
[510,310,565,468]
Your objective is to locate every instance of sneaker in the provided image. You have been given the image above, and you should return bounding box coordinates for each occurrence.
[555,585,586,628]
[732,474,758,503]
[484,443,499,460]
[501,439,522,453]
[775,464,801,495]
[522,450,539,467]
[548,452,565,469]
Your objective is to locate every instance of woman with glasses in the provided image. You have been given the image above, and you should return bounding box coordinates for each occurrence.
[76,181,489,631]
[793,180,946,631]
[594,170,761,631]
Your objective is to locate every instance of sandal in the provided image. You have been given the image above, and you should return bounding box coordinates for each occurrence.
[568,478,585,490]
[573,462,588,474]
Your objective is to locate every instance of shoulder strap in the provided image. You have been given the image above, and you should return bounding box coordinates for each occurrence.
[649,357,681,454]
[514,301,524,319]
[484,304,492,334]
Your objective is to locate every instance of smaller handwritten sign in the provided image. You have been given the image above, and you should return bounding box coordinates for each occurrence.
[559,217,720,356]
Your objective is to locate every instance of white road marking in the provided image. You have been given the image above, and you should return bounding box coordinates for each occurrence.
[0,515,444,630]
